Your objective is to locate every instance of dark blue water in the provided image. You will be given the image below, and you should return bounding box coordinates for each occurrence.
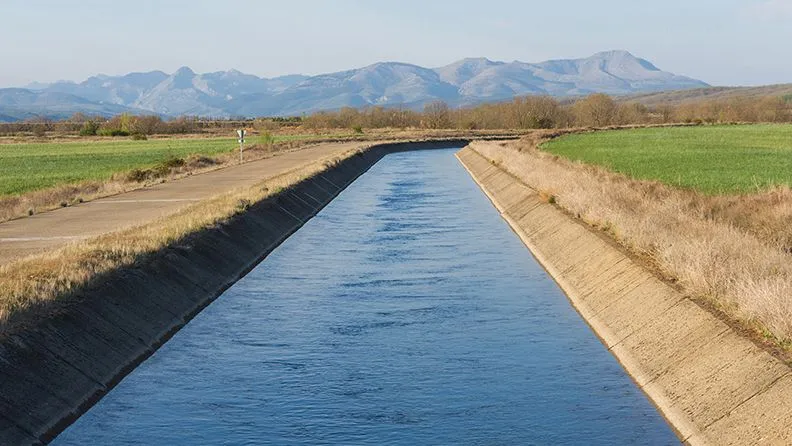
[54,149,676,445]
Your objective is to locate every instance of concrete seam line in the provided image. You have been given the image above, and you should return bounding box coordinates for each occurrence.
[299,190,322,206]
[637,324,733,390]
[309,176,336,196]
[275,204,304,225]
[284,190,316,211]
[701,370,792,432]
[605,294,690,352]
[33,339,107,390]
[0,412,37,443]
[316,172,341,190]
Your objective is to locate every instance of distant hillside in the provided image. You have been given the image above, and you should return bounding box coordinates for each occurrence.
[0,89,146,122]
[0,50,709,121]
[620,84,792,106]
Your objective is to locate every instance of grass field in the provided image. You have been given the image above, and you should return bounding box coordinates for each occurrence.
[0,135,323,196]
[541,124,792,194]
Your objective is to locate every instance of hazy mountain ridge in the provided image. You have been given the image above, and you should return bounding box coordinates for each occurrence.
[0,51,708,121]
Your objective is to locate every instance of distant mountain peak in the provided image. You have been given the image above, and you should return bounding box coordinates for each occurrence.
[435,57,504,86]
[174,66,195,76]
[23,81,52,91]
[592,49,636,58]
[456,57,498,64]
[364,61,427,70]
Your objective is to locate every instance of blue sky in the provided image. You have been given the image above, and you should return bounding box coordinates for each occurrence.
[1,0,790,86]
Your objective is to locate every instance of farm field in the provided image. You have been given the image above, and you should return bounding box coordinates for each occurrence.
[542,124,792,194]
[0,134,326,196]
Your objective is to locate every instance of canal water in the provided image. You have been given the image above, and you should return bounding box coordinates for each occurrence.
[54,148,676,445]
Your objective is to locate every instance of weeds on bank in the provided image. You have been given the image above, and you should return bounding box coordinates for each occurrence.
[473,133,792,346]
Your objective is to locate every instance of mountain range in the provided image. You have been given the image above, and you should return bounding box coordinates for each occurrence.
[0,51,708,121]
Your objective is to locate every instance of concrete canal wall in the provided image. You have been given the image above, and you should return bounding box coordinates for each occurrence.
[457,146,792,445]
[0,139,471,445]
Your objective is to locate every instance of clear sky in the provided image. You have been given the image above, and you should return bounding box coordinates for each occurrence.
[1,0,790,87]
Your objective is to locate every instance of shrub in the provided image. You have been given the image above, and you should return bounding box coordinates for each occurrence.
[160,156,185,169]
[352,125,364,134]
[235,199,252,213]
[32,126,46,137]
[259,131,276,146]
[131,133,148,141]
[79,120,100,136]
[126,168,148,182]
[97,128,130,137]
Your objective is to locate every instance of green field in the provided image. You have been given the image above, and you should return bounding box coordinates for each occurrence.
[542,124,792,194]
[0,135,323,196]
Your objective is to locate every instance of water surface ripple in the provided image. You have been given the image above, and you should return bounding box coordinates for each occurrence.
[54,148,676,445]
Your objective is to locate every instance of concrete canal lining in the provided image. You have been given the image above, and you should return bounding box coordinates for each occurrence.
[6,138,787,445]
[456,146,792,445]
[0,139,473,445]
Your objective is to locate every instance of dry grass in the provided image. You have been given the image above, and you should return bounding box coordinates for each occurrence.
[472,133,792,346]
[0,146,363,335]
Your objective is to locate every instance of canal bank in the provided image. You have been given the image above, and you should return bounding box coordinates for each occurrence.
[457,145,792,445]
[0,139,471,445]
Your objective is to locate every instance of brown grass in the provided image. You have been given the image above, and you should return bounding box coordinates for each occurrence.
[472,133,792,346]
[0,146,364,336]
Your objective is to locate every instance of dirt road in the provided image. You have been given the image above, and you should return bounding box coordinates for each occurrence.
[0,141,367,264]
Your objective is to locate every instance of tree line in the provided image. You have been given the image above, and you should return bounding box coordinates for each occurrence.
[2,93,791,137]
[302,94,792,130]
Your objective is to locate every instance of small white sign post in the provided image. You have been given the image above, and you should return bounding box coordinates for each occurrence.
[237,129,246,164]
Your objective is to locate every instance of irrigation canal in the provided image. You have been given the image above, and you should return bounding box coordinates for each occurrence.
[53,148,676,444]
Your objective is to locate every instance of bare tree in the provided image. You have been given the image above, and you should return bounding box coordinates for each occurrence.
[573,94,617,127]
[423,100,451,129]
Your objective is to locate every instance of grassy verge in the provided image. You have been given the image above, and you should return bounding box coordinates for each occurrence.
[0,135,333,196]
[0,129,522,223]
[541,124,792,194]
[474,132,792,354]
[0,145,364,335]
[0,136,336,223]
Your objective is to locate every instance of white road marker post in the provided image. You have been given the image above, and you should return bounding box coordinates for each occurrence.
[237,129,246,164]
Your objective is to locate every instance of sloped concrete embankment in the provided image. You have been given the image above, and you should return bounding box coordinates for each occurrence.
[457,147,792,445]
[0,139,469,446]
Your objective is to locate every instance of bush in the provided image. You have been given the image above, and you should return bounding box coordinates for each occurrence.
[79,120,99,136]
[351,125,364,134]
[97,128,130,137]
[32,126,46,137]
[259,131,276,146]
[131,133,148,140]
[160,156,185,169]
[125,156,184,183]
[126,168,149,182]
